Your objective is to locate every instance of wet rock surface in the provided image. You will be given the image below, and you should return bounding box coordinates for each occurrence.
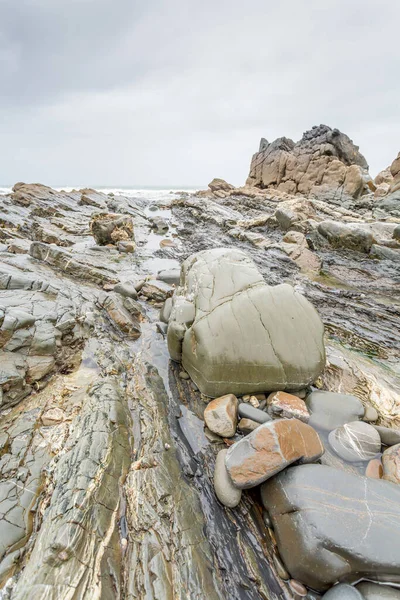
[0,141,399,600]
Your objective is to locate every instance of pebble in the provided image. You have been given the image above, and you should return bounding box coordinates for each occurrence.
[237,418,260,434]
[41,408,65,426]
[179,371,190,380]
[164,443,170,450]
[272,553,289,580]
[289,580,307,596]
[204,394,238,438]
[121,538,128,549]
[267,391,310,423]
[363,405,379,422]
[262,510,272,528]
[238,403,272,424]
[373,425,400,447]
[213,449,242,508]
[322,583,364,599]
[328,421,381,462]
[249,396,259,408]
[365,457,383,479]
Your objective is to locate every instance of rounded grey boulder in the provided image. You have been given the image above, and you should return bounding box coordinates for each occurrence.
[329,421,381,462]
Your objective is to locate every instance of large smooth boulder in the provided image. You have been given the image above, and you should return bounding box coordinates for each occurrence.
[261,464,400,591]
[167,248,325,397]
[225,418,324,489]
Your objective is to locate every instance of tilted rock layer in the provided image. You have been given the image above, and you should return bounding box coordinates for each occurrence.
[167,248,326,397]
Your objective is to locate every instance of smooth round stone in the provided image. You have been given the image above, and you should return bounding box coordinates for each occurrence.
[356,581,400,599]
[363,405,379,422]
[289,580,307,596]
[328,421,381,462]
[322,584,364,599]
[365,457,383,479]
[213,449,242,508]
[238,403,272,424]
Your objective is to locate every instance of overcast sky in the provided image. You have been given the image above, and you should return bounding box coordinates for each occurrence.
[1,0,399,187]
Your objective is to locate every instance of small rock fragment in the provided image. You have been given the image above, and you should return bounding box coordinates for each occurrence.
[363,405,379,422]
[213,449,242,508]
[249,396,259,408]
[267,391,310,422]
[328,421,381,462]
[237,418,260,434]
[365,457,383,479]
[204,394,238,438]
[41,407,65,426]
[179,371,190,380]
[289,580,307,596]
[238,404,272,424]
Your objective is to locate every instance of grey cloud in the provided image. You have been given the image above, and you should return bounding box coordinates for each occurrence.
[0,0,399,186]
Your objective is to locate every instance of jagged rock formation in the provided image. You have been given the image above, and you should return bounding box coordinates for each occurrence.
[166,248,326,397]
[246,124,371,201]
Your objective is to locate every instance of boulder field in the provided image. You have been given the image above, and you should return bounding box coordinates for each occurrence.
[0,123,399,599]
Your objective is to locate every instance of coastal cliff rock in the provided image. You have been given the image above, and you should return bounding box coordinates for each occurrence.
[246,125,371,201]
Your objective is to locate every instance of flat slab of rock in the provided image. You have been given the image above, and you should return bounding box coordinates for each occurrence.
[328,421,381,462]
[306,390,365,431]
[261,464,400,591]
[225,418,324,489]
[204,394,238,438]
[168,248,326,397]
[266,391,309,422]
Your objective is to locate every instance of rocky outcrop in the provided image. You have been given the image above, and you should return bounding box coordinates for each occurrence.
[166,248,326,397]
[246,125,370,201]
[261,464,400,591]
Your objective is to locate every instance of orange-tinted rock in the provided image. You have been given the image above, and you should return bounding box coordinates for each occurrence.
[365,458,383,480]
[204,394,238,438]
[267,391,310,422]
[225,418,324,489]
